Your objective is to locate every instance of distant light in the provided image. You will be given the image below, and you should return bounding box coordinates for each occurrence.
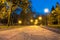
[35,19,38,22]
[34,22,38,25]
[44,8,50,13]
[30,19,33,22]
[18,20,22,24]
[38,16,42,20]
[34,19,38,25]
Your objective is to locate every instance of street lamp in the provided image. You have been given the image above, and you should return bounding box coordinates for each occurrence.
[30,19,33,23]
[18,20,22,24]
[34,19,38,25]
[44,8,50,26]
[30,19,34,25]
[38,16,42,25]
[38,16,42,20]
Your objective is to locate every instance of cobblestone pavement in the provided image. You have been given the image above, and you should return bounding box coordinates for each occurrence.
[0,26,60,40]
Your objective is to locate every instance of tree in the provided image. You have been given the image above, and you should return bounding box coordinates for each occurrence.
[49,2,60,25]
[55,2,60,24]
[6,0,32,25]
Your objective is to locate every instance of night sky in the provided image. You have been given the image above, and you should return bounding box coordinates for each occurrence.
[31,0,60,15]
[16,0,60,15]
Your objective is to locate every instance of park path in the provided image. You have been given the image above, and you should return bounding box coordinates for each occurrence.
[0,26,60,40]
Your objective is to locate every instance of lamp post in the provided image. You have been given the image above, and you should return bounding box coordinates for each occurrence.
[34,19,38,25]
[30,19,33,23]
[38,16,42,20]
[38,16,42,25]
[44,8,50,26]
[18,20,22,24]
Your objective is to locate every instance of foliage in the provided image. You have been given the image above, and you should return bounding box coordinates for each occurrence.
[48,3,60,25]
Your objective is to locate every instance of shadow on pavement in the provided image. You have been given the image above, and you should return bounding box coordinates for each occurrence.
[41,26,60,34]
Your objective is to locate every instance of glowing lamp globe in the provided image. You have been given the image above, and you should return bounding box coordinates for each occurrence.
[44,8,49,13]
